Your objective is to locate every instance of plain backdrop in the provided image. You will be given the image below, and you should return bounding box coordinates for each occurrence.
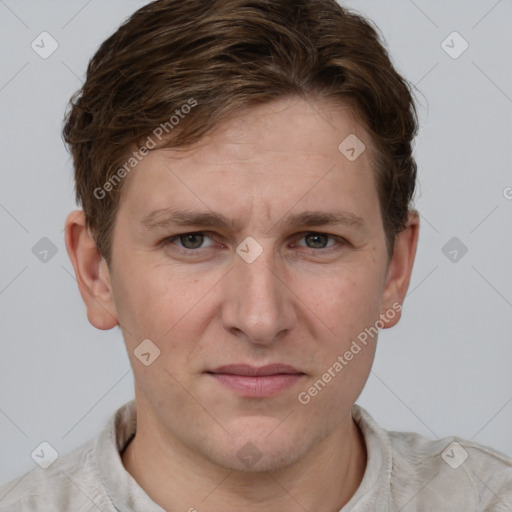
[0,0,511,485]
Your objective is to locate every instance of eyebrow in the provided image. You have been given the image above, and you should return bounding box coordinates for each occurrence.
[140,208,366,232]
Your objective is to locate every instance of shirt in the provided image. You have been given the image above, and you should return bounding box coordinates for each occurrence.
[1,399,511,511]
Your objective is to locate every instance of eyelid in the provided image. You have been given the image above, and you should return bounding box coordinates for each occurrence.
[163,231,216,249]
[293,231,341,248]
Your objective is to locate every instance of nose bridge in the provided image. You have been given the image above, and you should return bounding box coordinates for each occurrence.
[221,240,294,343]
[239,250,278,303]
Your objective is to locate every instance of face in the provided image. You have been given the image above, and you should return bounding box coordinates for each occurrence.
[88,96,413,472]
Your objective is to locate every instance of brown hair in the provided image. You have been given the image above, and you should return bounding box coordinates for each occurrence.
[63,0,418,266]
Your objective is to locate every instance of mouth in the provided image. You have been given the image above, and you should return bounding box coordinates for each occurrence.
[206,364,306,397]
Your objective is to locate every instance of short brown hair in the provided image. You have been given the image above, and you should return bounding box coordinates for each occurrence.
[63,0,418,266]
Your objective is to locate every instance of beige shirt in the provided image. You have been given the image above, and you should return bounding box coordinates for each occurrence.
[1,400,511,511]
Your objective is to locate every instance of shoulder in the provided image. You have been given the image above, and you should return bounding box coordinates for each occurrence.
[0,437,114,512]
[388,426,512,509]
[353,405,512,510]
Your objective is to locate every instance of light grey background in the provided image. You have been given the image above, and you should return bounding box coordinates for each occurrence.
[0,0,511,485]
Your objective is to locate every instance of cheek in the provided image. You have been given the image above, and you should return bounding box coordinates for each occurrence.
[300,267,383,341]
[295,273,380,419]
[111,260,219,348]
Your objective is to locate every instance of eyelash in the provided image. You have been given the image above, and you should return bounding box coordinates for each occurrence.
[161,231,348,255]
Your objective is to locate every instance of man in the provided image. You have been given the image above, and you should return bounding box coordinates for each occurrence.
[1,0,511,510]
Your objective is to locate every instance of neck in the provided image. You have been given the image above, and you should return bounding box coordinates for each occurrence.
[121,408,367,512]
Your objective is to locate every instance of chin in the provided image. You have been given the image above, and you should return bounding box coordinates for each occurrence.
[218,443,307,474]
[202,420,314,474]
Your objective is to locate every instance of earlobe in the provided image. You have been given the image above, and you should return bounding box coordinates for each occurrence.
[379,210,420,329]
[64,210,119,330]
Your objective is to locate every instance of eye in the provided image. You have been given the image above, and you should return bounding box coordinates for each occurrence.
[164,232,215,250]
[162,231,347,256]
[295,232,340,250]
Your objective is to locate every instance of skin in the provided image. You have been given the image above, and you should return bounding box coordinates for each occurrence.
[65,96,419,512]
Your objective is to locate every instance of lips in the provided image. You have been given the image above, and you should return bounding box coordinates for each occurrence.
[208,364,303,377]
[206,364,305,397]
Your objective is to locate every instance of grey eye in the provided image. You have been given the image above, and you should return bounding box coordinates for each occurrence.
[178,233,205,249]
[304,233,331,249]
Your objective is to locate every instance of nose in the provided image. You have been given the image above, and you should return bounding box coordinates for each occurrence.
[220,242,297,346]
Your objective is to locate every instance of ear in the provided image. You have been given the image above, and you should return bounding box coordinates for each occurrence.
[64,210,119,330]
[379,210,420,328]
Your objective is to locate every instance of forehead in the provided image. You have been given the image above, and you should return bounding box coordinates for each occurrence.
[163,97,371,168]
[117,96,380,228]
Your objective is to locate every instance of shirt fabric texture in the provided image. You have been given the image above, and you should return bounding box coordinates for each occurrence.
[1,400,511,511]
